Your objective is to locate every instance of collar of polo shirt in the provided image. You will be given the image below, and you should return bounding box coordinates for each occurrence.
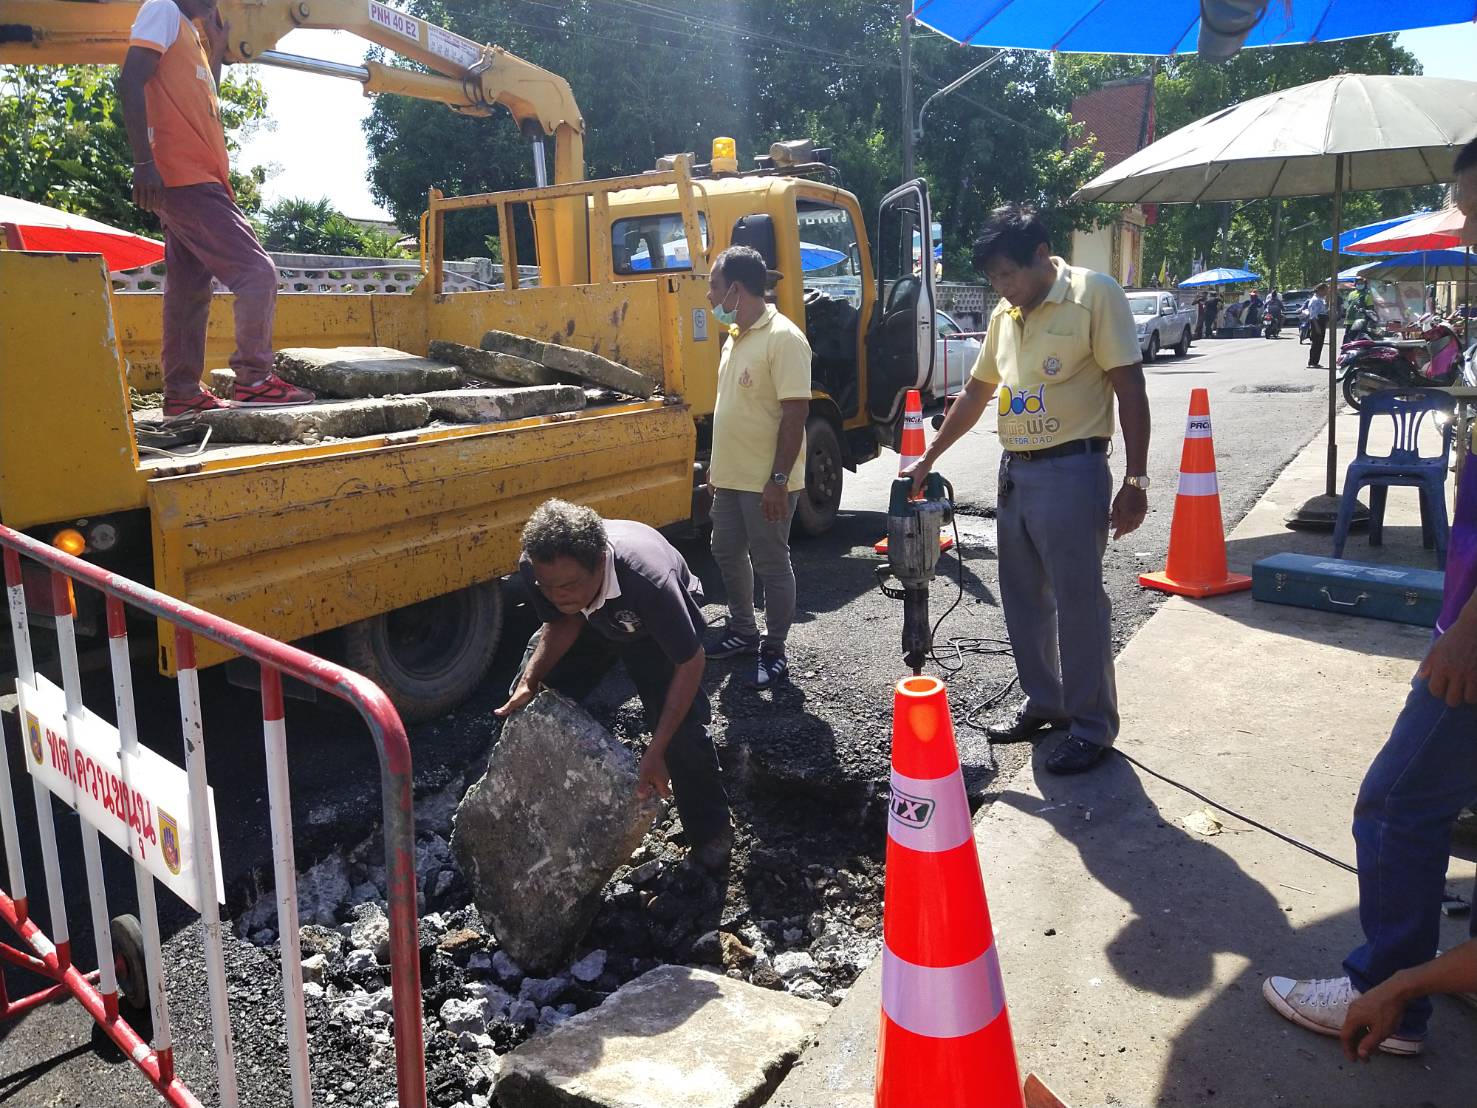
[581,543,622,616]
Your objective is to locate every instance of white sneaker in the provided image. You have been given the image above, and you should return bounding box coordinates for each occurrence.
[1262,975,1424,1056]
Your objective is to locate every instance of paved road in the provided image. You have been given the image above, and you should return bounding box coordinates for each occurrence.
[0,334,1332,1106]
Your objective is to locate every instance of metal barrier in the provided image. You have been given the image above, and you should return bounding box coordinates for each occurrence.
[0,525,427,1108]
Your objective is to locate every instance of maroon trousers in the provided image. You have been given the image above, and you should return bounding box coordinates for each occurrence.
[157,182,277,399]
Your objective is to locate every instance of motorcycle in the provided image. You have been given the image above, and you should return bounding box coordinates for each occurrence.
[1338,313,1465,409]
[1263,310,1282,339]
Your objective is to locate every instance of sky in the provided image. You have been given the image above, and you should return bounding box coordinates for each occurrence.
[236,22,1477,225]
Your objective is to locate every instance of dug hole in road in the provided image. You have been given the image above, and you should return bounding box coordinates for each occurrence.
[0,337,1330,1106]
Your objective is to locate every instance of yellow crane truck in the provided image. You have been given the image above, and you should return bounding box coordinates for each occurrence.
[0,0,939,720]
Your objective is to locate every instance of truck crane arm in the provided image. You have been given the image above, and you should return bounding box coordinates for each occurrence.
[0,0,584,185]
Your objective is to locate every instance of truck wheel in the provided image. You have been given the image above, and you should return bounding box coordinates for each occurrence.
[342,581,503,724]
[1174,328,1191,357]
[795,417,843,538]
[1146,333,1160,361]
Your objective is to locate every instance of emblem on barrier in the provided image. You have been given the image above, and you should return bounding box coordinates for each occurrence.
[889,786,935,830]
[26,712,43,765]
[159,809,182,875]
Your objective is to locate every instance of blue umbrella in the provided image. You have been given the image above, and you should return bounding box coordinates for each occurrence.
[1338,248,1477,280]
[1180,267,1260,287]
[1320,212,1431,253]
[912,1,1477,54]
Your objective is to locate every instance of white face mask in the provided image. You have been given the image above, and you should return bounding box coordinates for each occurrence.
[711,285,740,326]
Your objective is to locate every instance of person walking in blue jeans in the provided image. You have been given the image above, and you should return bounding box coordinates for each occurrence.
[1263,138,1477,1056]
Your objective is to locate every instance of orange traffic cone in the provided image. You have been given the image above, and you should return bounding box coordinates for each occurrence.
[875,390,952,555]
[875,674,1023,1107]
[1139,389,1251,598]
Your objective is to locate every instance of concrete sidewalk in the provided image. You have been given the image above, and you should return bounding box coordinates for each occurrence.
[773,413,1476,1108]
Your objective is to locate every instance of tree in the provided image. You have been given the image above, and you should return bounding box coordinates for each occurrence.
[258,196,407,256]
[1058,39,1447,289]
[0,63,269,235]
[361,1,1097,266]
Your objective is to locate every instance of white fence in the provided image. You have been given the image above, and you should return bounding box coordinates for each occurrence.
[111,253,540,295]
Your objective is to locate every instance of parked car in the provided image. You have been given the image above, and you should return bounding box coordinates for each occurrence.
[928,310,984,399]
[1129,291,1195,360]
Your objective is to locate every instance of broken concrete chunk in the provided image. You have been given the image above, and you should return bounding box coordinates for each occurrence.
[536,343,657,400]
[415,386,586,424]
[430,340,563,387]
[479,328,550,365]
[480,329,657,399]
[450,691,661,974]
[192,397,430,445]
[274,346,463,398]
[496,965,829,1108]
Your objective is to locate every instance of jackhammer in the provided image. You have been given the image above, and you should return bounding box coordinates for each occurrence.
[875,472,955,675]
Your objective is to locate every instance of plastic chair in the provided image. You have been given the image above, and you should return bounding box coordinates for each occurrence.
[1333,388,1456,568]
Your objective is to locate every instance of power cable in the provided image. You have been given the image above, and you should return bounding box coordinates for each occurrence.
[926,511,1359,877]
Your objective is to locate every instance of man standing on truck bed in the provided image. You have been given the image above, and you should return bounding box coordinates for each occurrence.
[702,246,811,689]
[119,0,314,418]
[905,206,1151,776]
[498,500,734,874]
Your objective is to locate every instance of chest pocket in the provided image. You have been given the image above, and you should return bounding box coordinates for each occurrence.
[1039,307,1091,379]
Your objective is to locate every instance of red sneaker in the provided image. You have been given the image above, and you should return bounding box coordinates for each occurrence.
[233,373,316,408]
[163,389,232,420]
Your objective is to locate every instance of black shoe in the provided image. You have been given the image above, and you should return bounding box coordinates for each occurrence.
[986,705,1067,744]
[1045,734,1110,775]
[688,825,734,874]
[706,630,760,659]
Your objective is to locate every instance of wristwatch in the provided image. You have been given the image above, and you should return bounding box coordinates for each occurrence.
[1123,475,1151,490]
[770,472,789,486]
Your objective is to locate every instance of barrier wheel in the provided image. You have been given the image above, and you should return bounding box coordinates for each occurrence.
[343,580,503,723]
[110,913,149,1010]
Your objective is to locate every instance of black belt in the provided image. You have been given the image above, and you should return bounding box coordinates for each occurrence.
[1006,437,1110,462]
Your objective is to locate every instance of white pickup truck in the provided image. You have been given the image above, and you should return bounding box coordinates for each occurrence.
[1128,290,1196,360]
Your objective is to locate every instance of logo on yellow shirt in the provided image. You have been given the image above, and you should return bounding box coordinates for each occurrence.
[998,384,1047,417]
[1043,355,1062,376]
[738,368,753,389]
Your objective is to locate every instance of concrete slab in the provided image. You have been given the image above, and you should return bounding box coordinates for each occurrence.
[414,385,586,424]
[496,965,829,1108]
[429,340,564,387]
[774,416,1475,1108]
[451,692,661,974]
[481,329,657,399]
[274,346,463,398]
[139,397,431,445]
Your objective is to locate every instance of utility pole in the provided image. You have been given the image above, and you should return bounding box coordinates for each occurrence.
[900,0,914,182]
[1270,200,1281,290]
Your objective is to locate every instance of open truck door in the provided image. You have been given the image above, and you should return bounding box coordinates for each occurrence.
[866,179,937,425]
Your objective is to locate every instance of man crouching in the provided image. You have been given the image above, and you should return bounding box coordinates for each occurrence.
[496,500,734,873]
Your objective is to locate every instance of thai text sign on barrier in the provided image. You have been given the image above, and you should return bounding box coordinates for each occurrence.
[18,673,224,910]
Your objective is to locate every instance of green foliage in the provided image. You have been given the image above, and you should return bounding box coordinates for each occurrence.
[0,64,270,233]
[258,196,408,256]
[1057,41,1447,289]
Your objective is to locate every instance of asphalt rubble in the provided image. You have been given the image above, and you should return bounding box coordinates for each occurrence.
[223,681,894,1108]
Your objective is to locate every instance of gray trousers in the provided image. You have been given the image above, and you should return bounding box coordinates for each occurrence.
[997,450,1119,747]
[710,487,800,650]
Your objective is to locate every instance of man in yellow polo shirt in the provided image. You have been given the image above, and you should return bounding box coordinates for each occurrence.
[906,206,1151,775]
[703,246,811,689]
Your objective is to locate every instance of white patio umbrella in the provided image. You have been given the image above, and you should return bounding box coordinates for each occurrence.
[1075,73,1477,525]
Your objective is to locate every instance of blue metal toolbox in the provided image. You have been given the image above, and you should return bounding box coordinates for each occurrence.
[1252,553,1445,627]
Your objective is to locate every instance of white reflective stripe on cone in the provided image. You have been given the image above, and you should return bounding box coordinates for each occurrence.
[1184,416,1213,439]
[887,768,973,854]
[881,942,1008,1038]
[1177,471,1219,497]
